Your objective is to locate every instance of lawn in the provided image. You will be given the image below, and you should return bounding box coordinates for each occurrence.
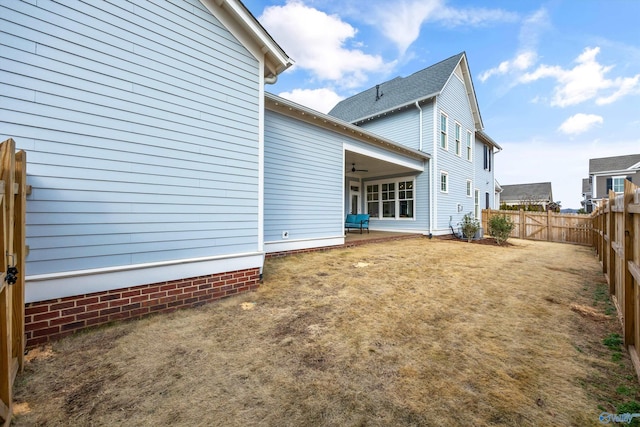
[12,238,639,426]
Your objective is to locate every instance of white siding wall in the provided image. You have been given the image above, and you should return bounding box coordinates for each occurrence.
[435,73,476,231]
[0,0,262,276]
[264,110,344,244]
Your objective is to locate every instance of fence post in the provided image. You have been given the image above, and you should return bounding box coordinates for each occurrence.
[519,209,525,239]
[608,192,616,295]
[623,179,635,346]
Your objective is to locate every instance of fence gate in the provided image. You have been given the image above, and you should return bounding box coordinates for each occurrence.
[0,139,27,427]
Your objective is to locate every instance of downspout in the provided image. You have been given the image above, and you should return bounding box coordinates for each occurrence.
[415,100,431,236]
[431,101,438,234]
[415,101,423,152]
[265,74,278,85]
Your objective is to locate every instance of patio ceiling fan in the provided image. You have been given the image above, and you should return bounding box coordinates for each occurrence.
[351,163,368,172]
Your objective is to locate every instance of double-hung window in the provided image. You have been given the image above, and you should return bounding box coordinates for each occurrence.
[466,131,472,161]
[440,171,448,193]
[366,179,415,219]
[440,113,448,149]
[455,122,461,156]
[466,179,472,197]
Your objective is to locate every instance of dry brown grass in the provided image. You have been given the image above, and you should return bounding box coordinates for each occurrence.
[12,238,639,426]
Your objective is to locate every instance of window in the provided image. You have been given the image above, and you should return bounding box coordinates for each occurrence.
[366,184,379,218]
[398,181,414,218]
[455,122,461,156]
[381,183,395,218]
[440,171,448,193]
[466,180,472,197]
[366,179,415,219]
[466,131,472,161]
[474,189,480,219]
[607,176,631,193]
[485,192,490,209]
[483,144,492,171]
[440,113,448,149]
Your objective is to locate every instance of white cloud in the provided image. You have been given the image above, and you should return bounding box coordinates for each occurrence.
[277,88,344,114]
[259,1,393,88]
[558,113,603,135]
[519,46,640,107]
[478,8,548,82]
[479,51,536,82]
[367,0,517,54]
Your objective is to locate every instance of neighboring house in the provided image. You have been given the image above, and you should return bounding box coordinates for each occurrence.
[0,0,293,345]
[500,182,554,211]
[329,52,501,234]
[582,154,640,213]
[1,2,500,345]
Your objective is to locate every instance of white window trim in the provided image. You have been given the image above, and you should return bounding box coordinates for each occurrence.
[612,175,627,193]
[440,171,448,193]
[466,179,473,197]
[440,112,448,151]
[466,130,473,162]
[454,121,462,157]
[365,177,416,220]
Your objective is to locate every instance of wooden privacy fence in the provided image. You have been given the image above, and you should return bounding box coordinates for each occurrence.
[591,180,640,378]
[482,209,593,246]
[0,139,27,427]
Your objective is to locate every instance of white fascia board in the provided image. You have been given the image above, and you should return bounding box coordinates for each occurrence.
[351,93,439,124]
[199,0,293,76]
[265,93,429,162]
[26,252,264,303]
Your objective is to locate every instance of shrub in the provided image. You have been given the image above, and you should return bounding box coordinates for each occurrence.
[459,213,480,243]
[488,214,515,245]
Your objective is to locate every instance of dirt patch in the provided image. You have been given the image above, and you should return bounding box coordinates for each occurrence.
[11,239,637,426]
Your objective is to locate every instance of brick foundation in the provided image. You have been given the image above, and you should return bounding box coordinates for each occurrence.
[25,267,260,348]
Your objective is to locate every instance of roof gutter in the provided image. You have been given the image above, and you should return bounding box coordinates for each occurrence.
[351,92,440,124]
[265,92,430,162]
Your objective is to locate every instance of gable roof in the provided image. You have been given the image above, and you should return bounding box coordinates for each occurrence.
[327,52,483,129]
[500,182,553,202]
[200,0,293,77]
[589,154,640,174]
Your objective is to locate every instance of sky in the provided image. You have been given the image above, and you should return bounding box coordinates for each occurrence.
[241,0,640,209]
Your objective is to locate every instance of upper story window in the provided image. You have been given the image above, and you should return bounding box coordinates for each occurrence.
[455,122,461,156]
[466,131,472,161]
[440,112,448,150]
[483,144,492,171]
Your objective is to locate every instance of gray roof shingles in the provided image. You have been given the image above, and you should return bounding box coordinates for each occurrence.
[589,154,640,173]
[328,52,465,123]
[500,182,553,202]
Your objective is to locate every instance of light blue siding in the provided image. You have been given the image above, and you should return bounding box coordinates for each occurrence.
[264,110,344,241]
[0,0,262,275]
[474,140,495,215]
[358,108,421,150]
[434,73,476,230]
